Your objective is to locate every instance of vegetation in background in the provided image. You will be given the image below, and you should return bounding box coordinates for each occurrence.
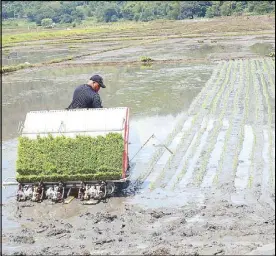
[2,1,275,26]
[140,56,154,63]
[16,133,124,182]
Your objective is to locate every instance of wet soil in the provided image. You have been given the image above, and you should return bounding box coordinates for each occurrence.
[2,190,275,255]
[2,58,275,255]
[2,18,275,255]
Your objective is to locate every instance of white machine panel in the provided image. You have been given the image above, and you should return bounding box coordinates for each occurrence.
[21,107,128,138]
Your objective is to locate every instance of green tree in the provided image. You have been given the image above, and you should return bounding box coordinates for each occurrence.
[60,14,73,23]
[220,1,232,16]
[254,1,274,14]
[121,2,136,20]
[41,18,53,28]
[2,1,276,24]
[179,1,197,19]
[205,1,221,18]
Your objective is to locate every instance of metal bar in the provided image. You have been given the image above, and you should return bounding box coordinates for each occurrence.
[130,134,155,161]
[153,135,174,154]
[2,182,18,186]
[17,179,128,185]
[3,179,128,187]
[160,144,174,154]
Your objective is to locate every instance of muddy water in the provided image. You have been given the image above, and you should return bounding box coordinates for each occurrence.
[2,41,275,254]
[64,35,275,64]
[2,62,214,253]
[2,48,77,66]
[2,63,213,141]
[2,40,137,66]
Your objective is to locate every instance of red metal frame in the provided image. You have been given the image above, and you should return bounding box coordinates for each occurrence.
[122,107,129,178]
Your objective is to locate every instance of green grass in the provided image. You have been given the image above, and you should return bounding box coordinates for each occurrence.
[2,22,147,47]
[16,133,124,182]
[3,15,274,48]
[140,56,154,63]
[2,63,35,73]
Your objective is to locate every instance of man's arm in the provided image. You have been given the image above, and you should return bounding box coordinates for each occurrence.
[92,94,103,108]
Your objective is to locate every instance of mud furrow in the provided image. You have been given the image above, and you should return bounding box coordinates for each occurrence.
[247,126,257,189]
[178,119,215,187]
[192,60,240,187]
[216,60,247,190]
[263,58,275,99]
[250,59,266,198]
[131,63,224,186]
[154,62,231,188]
[137,62,228,190]
[201,119,230,188]
[212,60,241,186]
[165,118,208,190]
[234,125,254,190]
[167,61,234,190]
[232,59,252,192]
[247,59,259,190]
[169,117,210,189]
[255,59,275,193]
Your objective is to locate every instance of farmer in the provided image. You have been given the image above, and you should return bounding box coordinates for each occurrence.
[67,74,106,109]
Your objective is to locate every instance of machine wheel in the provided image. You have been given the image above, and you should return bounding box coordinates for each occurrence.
[116,180,130,192]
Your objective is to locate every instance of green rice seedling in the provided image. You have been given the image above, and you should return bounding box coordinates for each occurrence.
[262,58,275,98]
[255,59,274,190]
[233,125,245,174]
[194,62,234,185]
[210,61,233,115]
[68,45,79,49]
[232,60,247,174]
[168,61,231,188]
[16,133,124,182]
[192,60,235,185]
[172,118,209,189]
[213,60,240,185]
[188,61,225,114]
[143,61,230,188]
[269,58,275,68]
[244,61,250,120]
[2,62,34,74]
[249,59,260,122]
[135,66,221,184]
[248,128,256,188]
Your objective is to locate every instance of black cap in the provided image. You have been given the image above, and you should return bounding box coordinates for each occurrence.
[90,74,106,88]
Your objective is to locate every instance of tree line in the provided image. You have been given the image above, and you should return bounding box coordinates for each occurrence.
[2,1,275,26]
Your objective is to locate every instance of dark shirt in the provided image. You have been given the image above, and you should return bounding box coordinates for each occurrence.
[67,84,103,109]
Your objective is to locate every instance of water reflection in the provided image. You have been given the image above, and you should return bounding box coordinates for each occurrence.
[2,63,214,141]
[2,48,76,66]
[2,40,134,66]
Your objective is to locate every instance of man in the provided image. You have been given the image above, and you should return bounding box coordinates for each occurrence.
[67,74,106,109]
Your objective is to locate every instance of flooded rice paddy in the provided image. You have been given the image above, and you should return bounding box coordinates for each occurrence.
[2,22,275,255]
